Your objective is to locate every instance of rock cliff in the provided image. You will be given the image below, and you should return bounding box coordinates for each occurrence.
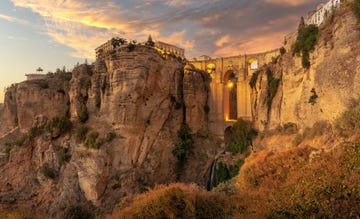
[0,46,218,217]
[251,6,360,131]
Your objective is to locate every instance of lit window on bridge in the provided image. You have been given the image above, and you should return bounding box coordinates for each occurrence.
[250,60,258,70]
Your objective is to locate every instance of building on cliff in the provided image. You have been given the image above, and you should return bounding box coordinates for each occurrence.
[25,74,47,81]
[95,38,185,59]
[305,0,341,26]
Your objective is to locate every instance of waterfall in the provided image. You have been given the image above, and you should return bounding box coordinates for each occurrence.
[207,159,217,191]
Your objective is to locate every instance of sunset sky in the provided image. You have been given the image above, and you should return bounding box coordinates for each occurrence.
[0,0,322,102]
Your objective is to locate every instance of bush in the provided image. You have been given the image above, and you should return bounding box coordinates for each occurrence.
[226,119,257,155]
[292,133,303,146]
[78,104,89,123]
[46,116,72,135]
[65,205,93,219]
[196,128,210,138]
[293,24,319,68]
[172,123,194,172]
[280,47,286,55]
[204,104,210,114]
[38,82,49,89]
[28,127,42,139]
[249,71,259,89]
[4,143,13,156]
[215,159,244,187]
[41,163,56,179]
[106,132,116,142]
[308,88,318,105]
[353,0,360,21]
[76,125,89,142]
[61,147,71,163]
[13,134,27,146]
[280,122,298,134]
[82,78,91,90]
[335,103,360,137]
[84,131,104,149]
[95,93,101,108]
[266,68,281,110]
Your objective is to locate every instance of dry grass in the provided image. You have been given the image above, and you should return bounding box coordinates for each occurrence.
[108,183,241,219]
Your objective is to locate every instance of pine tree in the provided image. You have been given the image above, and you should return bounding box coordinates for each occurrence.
[298,16,305,32]
[145,35,155,47]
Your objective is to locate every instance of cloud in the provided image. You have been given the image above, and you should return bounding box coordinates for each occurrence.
[9,0,318,59]
[215,35,230,47]
[0,13,29,25]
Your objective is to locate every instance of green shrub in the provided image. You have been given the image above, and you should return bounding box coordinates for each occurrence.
[82,78,91,90]
[4,143,13,156]
[78,104,89,123]
[280,47,286,55]
[172,123,194,172]
[293,24,319,68]
[84,131,104,149]
[266,68,280,110]
[106,132,116,142]
[41,163,56,179]
[226,119,257,155]
[46,116,72,135]
[196,128,210,138]
[95,93,101,109]
[353,0,360,21]
[335,103,360,137]
[38,82,49,89]
[65,205,93,219]
[175,102,182,109]
[308,88,318,105]
[249,71,259,89]
[76,125,89,142]
[13,134,27,146]
[303,121,332,138]
[215,159,244,187]
[112,184,121,190]
[14,116,18,126]
[292,133,303,146]
[28,127,42,139]
[61,147,71,163]
[280,122,298,134]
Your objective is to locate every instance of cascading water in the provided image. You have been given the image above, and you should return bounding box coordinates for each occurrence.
[207,159,217,191]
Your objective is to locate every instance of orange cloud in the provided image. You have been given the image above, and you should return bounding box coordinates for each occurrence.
[215,35,230,47]
[264,0,313,6]
[0,13,29,25]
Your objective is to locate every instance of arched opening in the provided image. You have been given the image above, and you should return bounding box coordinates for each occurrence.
[247,58,258,75]
[223,70,238,121]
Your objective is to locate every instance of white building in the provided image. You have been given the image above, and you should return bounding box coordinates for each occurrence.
[305,0,341,26]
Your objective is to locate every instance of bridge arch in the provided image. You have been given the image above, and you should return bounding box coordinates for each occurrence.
[223,70,238,121]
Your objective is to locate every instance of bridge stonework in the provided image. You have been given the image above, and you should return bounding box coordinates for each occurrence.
[190,49,280,137]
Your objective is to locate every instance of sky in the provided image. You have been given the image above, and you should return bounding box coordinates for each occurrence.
[0,0,322,102]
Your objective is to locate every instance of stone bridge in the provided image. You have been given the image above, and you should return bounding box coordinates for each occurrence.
[190,49,280,137]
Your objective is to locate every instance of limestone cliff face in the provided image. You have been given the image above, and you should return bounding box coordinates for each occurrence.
[0,45,215,216]
[251,7,360,131]
[0,77,69,133]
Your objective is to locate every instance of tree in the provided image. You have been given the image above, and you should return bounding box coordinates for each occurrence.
[36,67,43,73]
[298,16,305,32]
[111,37,127,48]
[145,35,155,47]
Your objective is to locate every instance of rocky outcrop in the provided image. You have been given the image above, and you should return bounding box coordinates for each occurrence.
[251,6,360,131]
[0,45,216,217]
[0,76,70,133]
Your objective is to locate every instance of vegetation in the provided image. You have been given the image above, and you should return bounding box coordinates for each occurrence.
[335,101,360,137]
[353,0,360,21]
[145,35,155,47]
[64,205,93,219]
[28,127,42,139]
[266,68,281,110]
[226,119,257,155]
[278,122,298,134]
[172,123,194,172]
[215,159,244,186]
[106,132,116,142]
[308,88,319,105]
[111,37,127,48]
[41,163,57,179]
[249,71,259,89]
[46,115,72,135]
[204,104,210,114]
[61,147,71,163]
[280,47,286,55]
[78,104,89,123]
[84,131,104,149]
[293,24,319,68]
[110,184,235,219]
[4,143,13,156]
[38,81,49,89]
[76,125,89,142]
[127,40,137,52]
[95,93,101,109]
